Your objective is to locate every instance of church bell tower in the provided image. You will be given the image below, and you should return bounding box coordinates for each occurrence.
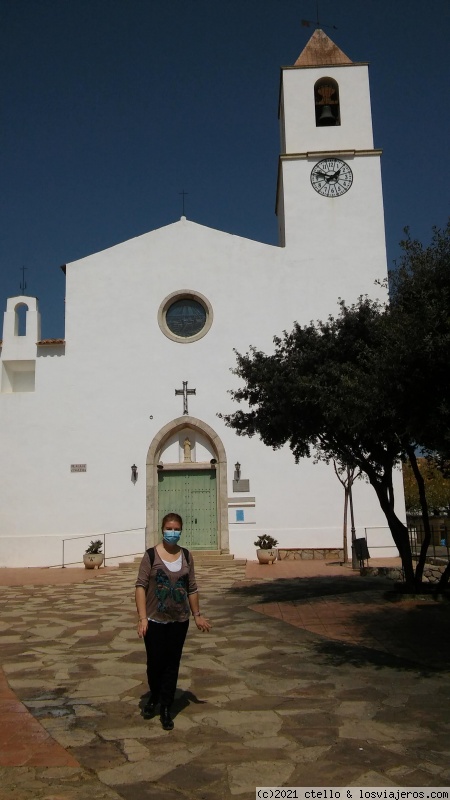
[277,29,388,305]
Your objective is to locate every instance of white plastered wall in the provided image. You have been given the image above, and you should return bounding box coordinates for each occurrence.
[0,218,402,566]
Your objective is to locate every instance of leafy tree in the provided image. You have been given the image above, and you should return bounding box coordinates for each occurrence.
[403,458,450,516]
[221,297,418,587]
[222,221,450,592]
[389,221,450,587]
[389,221,450,462]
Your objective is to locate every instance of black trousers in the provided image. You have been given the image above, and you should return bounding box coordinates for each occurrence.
[144,620,189,707]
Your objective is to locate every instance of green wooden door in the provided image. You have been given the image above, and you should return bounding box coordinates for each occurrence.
[158,469,217,549]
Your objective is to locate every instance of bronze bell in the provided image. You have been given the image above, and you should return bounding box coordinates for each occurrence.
[318,104,336,126]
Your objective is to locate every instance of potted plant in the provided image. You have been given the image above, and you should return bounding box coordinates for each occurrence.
[254,534,278,564]
[83,539,104,569]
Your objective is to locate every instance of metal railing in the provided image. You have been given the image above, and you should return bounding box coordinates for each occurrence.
[408,520,450,563]
[62,527,145,568]
[364,526,399,556]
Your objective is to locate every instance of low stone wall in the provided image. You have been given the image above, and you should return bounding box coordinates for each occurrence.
[361,563,447,584]
[277,548,344,561]
[360,566,403,581]
[422,563,447,584]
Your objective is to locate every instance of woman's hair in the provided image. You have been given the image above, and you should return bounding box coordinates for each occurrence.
[161,512,183,531]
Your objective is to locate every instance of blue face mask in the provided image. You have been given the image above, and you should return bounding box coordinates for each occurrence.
[163,530,181,545]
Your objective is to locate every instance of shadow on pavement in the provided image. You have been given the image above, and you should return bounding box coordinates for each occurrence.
[315,600,450,673]
[313,638,437,674]
[228,574,393,603]
[230,575,450,674]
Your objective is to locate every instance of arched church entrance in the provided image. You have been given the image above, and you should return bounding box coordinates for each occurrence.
[146,417,229,552]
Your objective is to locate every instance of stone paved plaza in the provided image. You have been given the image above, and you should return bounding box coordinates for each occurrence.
[0,560,450,799]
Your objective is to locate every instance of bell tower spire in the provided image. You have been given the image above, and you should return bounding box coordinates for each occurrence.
[294,28,352,67]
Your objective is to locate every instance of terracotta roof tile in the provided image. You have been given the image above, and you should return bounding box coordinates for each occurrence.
[294,28,352,67]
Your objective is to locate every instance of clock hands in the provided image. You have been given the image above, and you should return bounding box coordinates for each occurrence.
[315,168,341,183]
[326,168,341,183]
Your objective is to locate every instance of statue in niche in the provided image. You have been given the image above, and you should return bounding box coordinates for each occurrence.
[183,437,192,463]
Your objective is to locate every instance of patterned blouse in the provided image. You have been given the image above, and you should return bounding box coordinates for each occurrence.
[135,548,198,623]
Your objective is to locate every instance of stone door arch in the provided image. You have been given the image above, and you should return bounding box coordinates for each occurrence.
[146,416,229,551]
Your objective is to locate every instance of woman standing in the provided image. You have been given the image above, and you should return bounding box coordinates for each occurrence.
[135,512,211,730]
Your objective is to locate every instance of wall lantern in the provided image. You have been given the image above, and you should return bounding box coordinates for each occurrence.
[234,461,241,481]
[210,458,217,467]
[131,464,138,483]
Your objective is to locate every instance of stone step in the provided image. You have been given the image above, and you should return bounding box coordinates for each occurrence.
[193,552,234,561]
[119,552,246,568]
[194,557,247,567]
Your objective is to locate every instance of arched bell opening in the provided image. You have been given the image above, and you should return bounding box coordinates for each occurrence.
[14,302,29,337]
[314,77,340,127]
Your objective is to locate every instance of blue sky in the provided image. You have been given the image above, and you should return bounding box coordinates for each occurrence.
[1,0,449,338]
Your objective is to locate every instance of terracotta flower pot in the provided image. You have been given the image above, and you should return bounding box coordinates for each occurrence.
[256,548,277,564]
[83,553,104,569]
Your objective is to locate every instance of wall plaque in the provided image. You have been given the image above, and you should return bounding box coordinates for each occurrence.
[71,464,87,472]
[233,479,249,492]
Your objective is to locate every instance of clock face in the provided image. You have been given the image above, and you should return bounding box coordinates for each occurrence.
[310,158,353,197]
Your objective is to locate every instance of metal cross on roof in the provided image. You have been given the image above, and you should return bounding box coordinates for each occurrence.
[179,189,188,216]
[175,380,196,415]
[20,266,27,294]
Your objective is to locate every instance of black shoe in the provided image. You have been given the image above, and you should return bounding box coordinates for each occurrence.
[143,695,159,718]
[160,705,174,730]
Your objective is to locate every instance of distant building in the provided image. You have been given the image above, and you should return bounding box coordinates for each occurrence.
[0,30,404,567]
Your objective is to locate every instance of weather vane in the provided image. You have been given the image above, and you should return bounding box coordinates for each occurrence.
[301,0,337,30]
[19,266,27,294]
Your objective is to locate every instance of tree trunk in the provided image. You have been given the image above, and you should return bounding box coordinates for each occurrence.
[436,560,450,592]
[368,472,415,589]
[384,509,415,588]
[333,461,356,565]
[342,486,349,563]
[406,447,431,586]
[349,482,358,569]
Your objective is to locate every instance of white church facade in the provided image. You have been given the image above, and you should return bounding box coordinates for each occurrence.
[0,30,404,567]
